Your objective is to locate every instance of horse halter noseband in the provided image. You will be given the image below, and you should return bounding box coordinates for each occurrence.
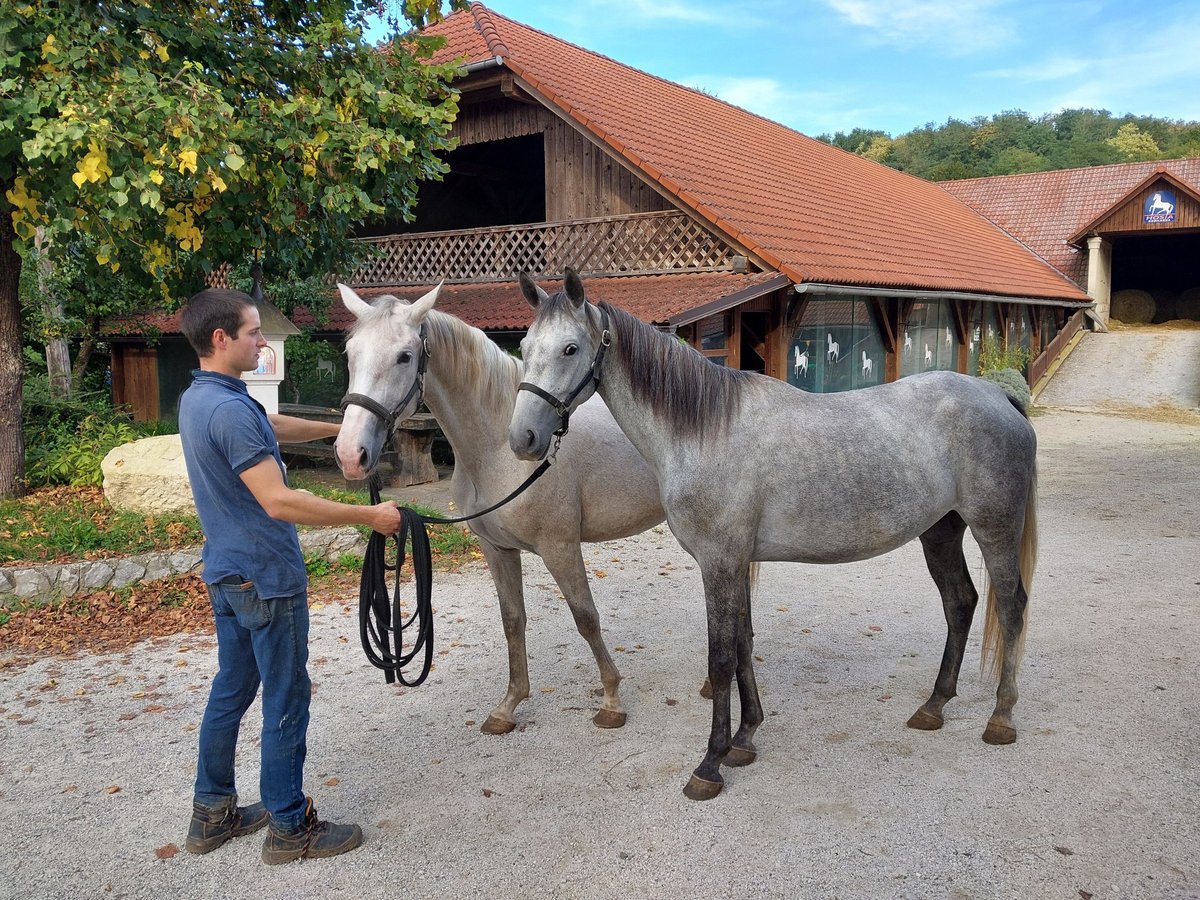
[517,304,611,439]
[340,324,431,435]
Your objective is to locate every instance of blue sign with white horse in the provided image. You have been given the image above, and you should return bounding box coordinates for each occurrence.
[1144,190,1177,223]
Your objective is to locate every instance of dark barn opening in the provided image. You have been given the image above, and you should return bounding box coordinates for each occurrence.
[357,134,547,237]
[1111,231,1200,321]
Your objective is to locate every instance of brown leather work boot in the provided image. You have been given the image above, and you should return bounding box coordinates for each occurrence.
[185,795,269,854]
[261,797,363,865]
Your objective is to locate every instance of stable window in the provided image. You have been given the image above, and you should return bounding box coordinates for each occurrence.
[789,297,884,393]
[901,300,958,377]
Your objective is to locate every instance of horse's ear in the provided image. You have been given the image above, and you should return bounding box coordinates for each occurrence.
[518,272,549,308]
[563,267,586,308]
[337,283,373,320]
[408,280,442,323]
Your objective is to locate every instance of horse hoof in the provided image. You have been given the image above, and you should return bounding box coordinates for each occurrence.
[480,715,517,735]
[593,708,627,729]
[906,708,944,731]
[982,721,1017,745]
[683,775,723,801]
[724,746,757,767]
[699,678,712,700]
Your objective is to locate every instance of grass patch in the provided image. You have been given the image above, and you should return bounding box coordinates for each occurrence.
[0,486,203,566]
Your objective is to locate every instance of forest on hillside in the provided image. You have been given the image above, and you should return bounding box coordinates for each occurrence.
[816,109,1200,181]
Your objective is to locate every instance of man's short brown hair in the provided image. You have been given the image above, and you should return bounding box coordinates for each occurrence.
[180,288,256,357]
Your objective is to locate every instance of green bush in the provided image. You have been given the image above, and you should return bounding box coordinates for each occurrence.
[982,367,1032,413]
[977,337,1030,375]
[26,412,138,487]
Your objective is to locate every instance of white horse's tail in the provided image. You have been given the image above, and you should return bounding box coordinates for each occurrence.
[980,463,1038,678]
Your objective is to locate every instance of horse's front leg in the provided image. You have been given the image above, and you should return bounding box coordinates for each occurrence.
[477,538,529,735]
[684,562,745,801]
[540,543,625,728]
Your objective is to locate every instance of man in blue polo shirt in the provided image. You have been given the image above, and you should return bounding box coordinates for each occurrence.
[178,287,403,865]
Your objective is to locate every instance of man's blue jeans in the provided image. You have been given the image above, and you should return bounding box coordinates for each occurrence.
[194,580,311,829]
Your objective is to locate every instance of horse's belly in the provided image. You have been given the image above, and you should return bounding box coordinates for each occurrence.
[752,503,943,564]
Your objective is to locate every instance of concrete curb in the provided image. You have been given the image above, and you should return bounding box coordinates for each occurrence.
[0,526,366,607]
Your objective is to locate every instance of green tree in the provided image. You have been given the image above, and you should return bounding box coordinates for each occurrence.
[1106,122,1162,161]
[0,1,463,497]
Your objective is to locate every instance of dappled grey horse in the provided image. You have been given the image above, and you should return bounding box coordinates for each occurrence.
[333,283,665,733]
[509,270,1039,800]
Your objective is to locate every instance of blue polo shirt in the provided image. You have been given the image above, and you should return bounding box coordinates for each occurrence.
[178,370,307,599]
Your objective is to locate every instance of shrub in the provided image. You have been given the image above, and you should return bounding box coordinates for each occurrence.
[982,367,1031,413]
[26,412,139,487]
[977,338,1030,375]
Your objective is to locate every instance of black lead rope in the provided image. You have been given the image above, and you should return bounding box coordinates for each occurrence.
[357,460,553,687]
[358,476,434,687]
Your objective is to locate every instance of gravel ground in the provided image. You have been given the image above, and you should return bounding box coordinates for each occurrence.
[1,407,1197,900]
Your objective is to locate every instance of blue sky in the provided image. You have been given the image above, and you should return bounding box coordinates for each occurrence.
[372,0,1200,138]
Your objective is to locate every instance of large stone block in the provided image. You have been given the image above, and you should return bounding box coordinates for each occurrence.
[102,434,196,517]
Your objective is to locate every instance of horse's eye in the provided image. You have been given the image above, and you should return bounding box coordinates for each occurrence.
[397,351,412,365]
[563,344,578,357]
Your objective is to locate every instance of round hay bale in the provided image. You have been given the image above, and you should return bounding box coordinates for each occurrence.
[1110,289,1155,324]
[1177,287,1200,321]
[1151,289,1178,323]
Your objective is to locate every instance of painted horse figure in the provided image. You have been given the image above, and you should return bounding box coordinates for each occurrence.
[333,283,665,733]
[508,269,1039,801]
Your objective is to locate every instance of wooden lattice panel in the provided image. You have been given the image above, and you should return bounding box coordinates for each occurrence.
[350,211,737,285]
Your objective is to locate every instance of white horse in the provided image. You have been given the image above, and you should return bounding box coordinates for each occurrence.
[827,333,840,363]
[793,346,809,377]
[1147,192,1174,215]
[510,270,1037,801]
[903,333,912,353]
[924,344,933,366]
[861,351,873,378]
[333,284,665,733]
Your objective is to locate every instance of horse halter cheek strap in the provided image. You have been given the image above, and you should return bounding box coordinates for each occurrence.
[340,325,431,435]
[517,304,611,439]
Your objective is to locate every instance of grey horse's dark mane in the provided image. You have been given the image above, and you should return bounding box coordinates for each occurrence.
[598,300,753,439]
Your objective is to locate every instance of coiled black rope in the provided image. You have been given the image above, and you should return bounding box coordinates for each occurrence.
[357,459,552,687]
[358,476,435,686]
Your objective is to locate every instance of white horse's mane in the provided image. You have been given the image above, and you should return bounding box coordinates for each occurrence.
[352,294,523,418]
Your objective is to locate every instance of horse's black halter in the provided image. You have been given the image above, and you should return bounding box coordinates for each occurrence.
[516,303,611,441]
[339,324,431,435]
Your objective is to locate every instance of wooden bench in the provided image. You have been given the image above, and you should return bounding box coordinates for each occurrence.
[276,403,441,486]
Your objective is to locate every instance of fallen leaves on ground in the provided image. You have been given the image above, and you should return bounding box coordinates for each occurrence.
[0,571,360,669]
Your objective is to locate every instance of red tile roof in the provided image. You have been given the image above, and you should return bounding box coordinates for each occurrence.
[941,158,1200,286]
[426,4,1087,303]
[107,272,786,335]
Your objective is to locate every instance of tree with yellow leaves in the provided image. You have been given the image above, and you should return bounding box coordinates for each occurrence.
[0,0,464,497]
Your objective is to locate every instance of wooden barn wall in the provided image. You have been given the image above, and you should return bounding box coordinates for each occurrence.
[1093,181,1200,234]
[452,100,669,221]
[451,99,554,146]
[544,120,669,220]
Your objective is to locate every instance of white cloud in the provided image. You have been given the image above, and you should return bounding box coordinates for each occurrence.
[822,0,1016,54]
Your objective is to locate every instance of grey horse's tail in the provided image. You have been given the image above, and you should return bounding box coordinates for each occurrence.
[980,461,1039,678]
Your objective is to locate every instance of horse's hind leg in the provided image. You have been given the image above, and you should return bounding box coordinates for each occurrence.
[976,538,1030,745]
[908,512,977,732]
[540,544,626,729]
[477,539,529,735]
[725,588,764,767]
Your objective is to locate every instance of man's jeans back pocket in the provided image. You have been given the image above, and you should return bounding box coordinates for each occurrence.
[215,580,271,631]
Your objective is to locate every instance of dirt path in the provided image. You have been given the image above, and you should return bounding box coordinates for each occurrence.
[1,408,1197,900]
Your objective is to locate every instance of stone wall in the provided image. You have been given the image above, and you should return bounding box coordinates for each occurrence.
[0,526,366,607]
